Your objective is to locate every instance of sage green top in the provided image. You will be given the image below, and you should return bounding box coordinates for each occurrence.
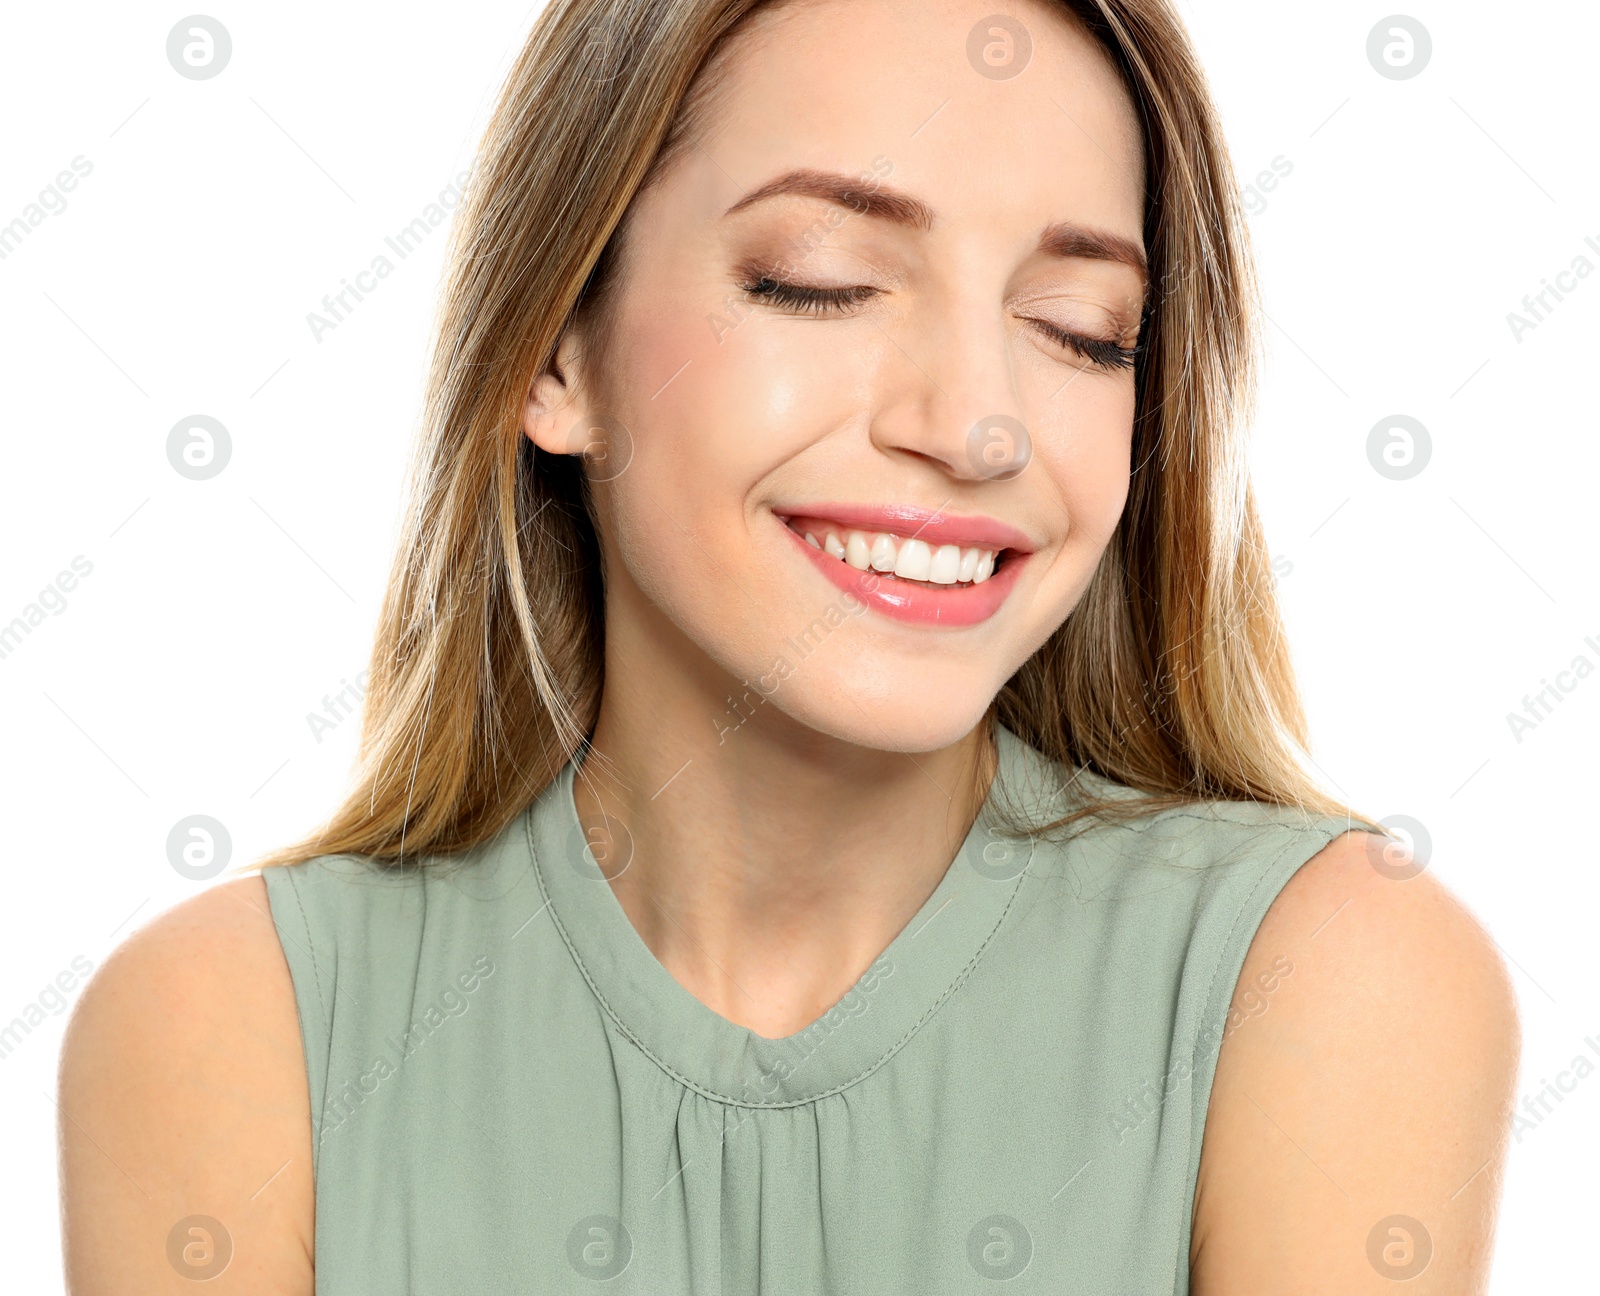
[262,723,1374,1294]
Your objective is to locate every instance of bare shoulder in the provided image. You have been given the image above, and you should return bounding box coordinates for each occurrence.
[59,873,314,1294]
[1192,830,1521,1294]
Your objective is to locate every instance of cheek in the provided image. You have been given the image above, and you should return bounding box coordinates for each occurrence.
[596,295,838,624]
[633,293,820,474]
[1040,379,1135,546]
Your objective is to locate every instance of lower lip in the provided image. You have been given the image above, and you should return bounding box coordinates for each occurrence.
[780,520,1028,627]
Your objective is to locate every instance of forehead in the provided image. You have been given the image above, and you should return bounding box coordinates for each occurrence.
[676,0,1146,241]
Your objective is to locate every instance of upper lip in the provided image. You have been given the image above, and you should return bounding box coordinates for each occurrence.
[773,502,1037,553]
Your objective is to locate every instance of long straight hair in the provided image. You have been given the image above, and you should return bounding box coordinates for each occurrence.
[259,0,1375,869]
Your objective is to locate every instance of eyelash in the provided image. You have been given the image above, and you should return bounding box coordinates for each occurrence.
[739,275,1143,372]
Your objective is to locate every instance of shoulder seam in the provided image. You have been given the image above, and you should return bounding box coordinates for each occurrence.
[1174,819,1358,1288]
[279,866,331,1025]
[262,864,331,1168]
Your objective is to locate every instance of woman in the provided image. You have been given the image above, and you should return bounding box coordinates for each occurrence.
[59,0,1519,1291]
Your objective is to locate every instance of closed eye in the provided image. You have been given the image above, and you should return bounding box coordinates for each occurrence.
[1025,317,1143,372]
[739,275,1142,372]
[740,275,878,313]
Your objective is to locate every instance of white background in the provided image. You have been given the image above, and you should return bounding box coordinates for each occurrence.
[1,1,1595,1289]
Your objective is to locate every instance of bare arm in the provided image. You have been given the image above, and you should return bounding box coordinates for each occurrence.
[58,874,315,1294]
[1192,831,1520,1293]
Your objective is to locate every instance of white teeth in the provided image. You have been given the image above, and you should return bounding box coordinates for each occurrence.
[792,519,1001,587]
[928,544,962,585]
[893,538,933,581]
[844,532,872,570]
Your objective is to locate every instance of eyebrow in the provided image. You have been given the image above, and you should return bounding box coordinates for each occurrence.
[722,166,1148,291]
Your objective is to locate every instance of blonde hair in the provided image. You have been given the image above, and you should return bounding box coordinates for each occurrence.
[259,0,1375,870]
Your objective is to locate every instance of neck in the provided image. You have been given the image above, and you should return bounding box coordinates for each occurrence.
[571,633,997,1040]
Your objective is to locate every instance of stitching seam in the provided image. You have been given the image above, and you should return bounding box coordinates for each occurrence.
[525,808,1032,1109]
[1172,821,1357,1292]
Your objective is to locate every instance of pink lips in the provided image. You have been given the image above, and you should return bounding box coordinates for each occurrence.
[775,502,1036,554]
[773,503,1034,628]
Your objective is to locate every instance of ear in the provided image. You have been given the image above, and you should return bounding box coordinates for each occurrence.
[521,330,592,457]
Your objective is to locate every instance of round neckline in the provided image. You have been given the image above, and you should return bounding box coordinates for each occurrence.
[523,724,1040,1107]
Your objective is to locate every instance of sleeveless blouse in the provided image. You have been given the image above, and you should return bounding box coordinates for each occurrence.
[261,723,1376,1293]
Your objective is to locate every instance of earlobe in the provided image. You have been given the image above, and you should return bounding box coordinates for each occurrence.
[521,369,575,456]
[521,332,589,456]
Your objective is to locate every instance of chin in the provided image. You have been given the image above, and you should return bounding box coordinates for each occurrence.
[768,664,1003,755]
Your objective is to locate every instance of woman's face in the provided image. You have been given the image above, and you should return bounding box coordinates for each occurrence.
[528,0,1146,753]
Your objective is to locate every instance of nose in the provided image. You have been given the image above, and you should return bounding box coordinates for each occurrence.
[865,296,1032,484]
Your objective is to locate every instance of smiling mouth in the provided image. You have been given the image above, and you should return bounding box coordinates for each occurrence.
[779,514,1008,589]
